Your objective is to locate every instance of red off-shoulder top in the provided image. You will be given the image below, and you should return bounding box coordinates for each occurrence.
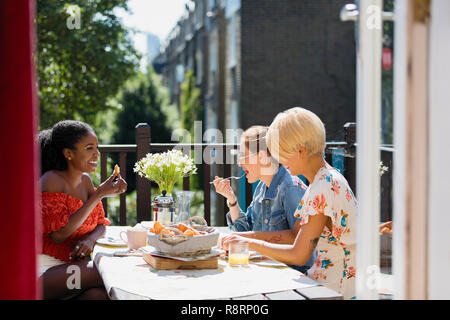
[40,192,111,262]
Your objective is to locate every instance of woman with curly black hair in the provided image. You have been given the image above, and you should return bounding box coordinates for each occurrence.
[38,120,127,300]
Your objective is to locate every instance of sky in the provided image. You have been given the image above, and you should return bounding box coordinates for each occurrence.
[115,0,190,56]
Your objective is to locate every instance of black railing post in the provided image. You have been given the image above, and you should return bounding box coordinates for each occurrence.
[245,181,253,209]
[223,145,231,217]
[343,122,356,194]
[101,152,108,217]
[380,149,393,222]
[203,162,211,225]
[182,147,191,191]
[119,152,127,226]
[344,122,356,147]
[136,123,151,223]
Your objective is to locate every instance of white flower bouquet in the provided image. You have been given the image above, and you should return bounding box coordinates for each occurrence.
[134,149,197,194]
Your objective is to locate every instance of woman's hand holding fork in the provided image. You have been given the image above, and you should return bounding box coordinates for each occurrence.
[212,176,237,205]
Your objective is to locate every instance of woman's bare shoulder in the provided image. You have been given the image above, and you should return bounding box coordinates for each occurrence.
[81,173,96,193]
[40,171,66,193]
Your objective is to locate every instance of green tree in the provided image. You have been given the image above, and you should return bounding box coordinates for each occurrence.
[112,64,178,192]
[37,0,140,129]
[180,70,202,136]
[113,65,176,144]
[179,70,204,191]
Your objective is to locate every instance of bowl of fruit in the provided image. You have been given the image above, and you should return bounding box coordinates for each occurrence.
[147,217,219,257]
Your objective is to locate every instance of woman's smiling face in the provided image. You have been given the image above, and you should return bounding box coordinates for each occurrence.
[66,131,100,173]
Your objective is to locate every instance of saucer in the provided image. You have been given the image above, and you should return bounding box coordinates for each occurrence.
[96,237,127,247]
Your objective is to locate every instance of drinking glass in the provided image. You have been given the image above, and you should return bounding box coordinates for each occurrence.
[228,241,249,267]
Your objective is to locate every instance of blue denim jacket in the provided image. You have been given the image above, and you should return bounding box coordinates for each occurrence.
[225,165,317,271]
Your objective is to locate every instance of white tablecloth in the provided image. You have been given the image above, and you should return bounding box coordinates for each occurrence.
[93,226,318,300]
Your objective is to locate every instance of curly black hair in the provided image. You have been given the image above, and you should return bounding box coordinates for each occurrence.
[39,120,95,176]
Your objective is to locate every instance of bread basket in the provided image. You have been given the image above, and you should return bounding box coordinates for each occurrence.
[146,217,219,257]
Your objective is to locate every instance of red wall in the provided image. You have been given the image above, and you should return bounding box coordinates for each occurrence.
[0,0,41,299]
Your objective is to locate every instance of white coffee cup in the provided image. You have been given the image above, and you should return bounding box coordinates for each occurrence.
[119,228,147,250]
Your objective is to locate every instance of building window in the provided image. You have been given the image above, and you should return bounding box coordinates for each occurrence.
[225,0,241,18]
[228,14,237,68]
[196,50,203,85]
[231,67,238,100]
[230,100,239,130]
[195,0,203,29]
[208,0,216,11]
[210,40,217,72]
[176,64,185,83]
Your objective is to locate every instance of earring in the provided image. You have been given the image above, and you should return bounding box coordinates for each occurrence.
[68,157,71,160]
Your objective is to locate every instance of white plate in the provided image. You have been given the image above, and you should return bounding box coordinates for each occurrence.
[251,259,288,267]
[141,246,223,262]
[137,221,154,229]
[249,250,263,260]
[221,249,263,260]
[96,237,127,247]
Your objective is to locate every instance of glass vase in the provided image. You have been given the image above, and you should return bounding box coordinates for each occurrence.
[175,191,194,223]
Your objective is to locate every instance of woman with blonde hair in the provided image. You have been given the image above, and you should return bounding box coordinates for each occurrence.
[222,107,358,299]
[213,125,316,273]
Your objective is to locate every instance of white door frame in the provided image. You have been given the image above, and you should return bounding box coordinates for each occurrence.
[428,0,450,300]
[393,0,430,300]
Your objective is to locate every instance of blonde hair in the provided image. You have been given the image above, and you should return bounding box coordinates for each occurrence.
[266,107,326,162]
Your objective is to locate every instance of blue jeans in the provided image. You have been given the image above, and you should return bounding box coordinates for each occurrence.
[288,264,310,274]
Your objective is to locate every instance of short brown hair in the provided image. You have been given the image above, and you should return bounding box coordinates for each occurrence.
[241,126,271,156]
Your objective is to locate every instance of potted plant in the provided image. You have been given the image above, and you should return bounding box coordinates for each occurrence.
[134,149,197,224]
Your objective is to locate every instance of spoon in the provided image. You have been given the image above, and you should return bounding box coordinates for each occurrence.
[210,173,246,184]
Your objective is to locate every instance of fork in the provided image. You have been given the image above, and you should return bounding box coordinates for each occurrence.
[209,173,246,184]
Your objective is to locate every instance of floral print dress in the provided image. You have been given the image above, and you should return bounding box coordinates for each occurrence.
[294,166,358,299]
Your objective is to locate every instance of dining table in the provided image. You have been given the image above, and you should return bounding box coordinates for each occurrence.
[92,225,343,300]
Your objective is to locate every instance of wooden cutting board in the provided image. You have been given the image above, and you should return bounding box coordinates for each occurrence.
[143,253,218,270]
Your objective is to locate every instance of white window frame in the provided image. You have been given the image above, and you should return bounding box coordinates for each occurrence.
[355,0,382,300]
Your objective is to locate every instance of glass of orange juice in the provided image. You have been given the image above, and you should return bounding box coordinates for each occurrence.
[228,241,249,267]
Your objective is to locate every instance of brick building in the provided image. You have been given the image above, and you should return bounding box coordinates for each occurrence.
[154,0,356,224]
[155,0,355,140]
[240,0,356,140]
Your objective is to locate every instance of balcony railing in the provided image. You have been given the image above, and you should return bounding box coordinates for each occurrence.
[99,122,393,227]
